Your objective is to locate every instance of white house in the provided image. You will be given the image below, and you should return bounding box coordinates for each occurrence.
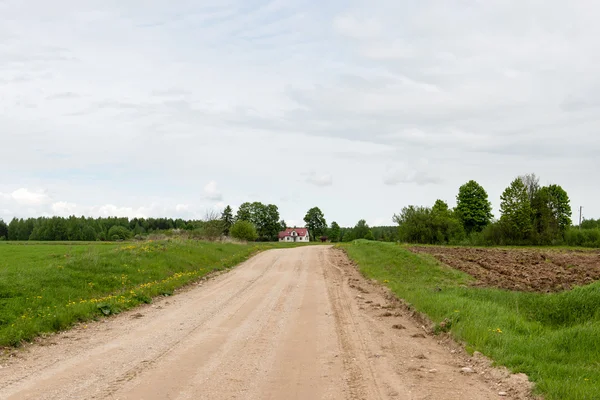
[278,228,310,242]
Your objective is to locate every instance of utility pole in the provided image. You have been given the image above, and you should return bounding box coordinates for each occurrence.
[579,206,583,230]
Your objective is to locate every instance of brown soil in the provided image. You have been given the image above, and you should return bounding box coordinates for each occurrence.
[0,246,535,399]
[410,246,600,292]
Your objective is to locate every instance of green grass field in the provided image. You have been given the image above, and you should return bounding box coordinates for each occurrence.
[341,240,600,400]
[0,239,296,347]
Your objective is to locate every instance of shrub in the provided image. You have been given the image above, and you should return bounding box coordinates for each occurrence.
[202,219,224,241]
[230,220,258,242]
[565,227,600,247]
[107,225,132,241]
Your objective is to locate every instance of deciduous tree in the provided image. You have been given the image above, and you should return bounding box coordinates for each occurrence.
[328,221,341,242]
[500,178,533,241]
[353,219,370,240]
[234,202,280,241]
[455,180,493,234]
[533,184,572,240]
[0,219,7,240]
[304,207,327,240]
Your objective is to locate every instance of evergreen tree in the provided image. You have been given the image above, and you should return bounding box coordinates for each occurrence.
[221,205,234,236]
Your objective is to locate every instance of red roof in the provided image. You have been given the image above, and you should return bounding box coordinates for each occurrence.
[278,228,309,238]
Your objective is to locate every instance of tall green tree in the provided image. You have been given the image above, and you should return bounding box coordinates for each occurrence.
[221,205,234,236]
[455,180,493,234]
[234,202,280,241]
[328,221,341,242]
[431,199,465,243]
[499,178,533,241]
[235,202,253,222]
[353,219,370,240]
[532,184,572,241]
[8,218,21,240]
[545,184,572,232]
[262,204,281,241]
[303,207,327,240]
[0,219,7,240]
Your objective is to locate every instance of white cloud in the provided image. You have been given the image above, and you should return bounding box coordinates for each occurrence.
[10,188,52,206]
[383,161,442,186]
[305,171,333,187]
[203,181,223,201]
[51,201,78,216]
[175,204,189,213]
[333,14,381,39]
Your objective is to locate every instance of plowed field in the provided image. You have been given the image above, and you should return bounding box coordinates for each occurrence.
[410,246,600,292]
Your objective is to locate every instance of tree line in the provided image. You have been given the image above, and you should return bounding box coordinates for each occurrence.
[0,201,399,244]
[393,174,599,247]
[9,175,592,247]
[0,216,199,241]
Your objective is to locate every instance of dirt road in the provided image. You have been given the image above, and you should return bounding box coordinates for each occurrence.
[0,246,532,399]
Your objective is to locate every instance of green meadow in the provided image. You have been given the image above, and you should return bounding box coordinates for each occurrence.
[0,240,293,347]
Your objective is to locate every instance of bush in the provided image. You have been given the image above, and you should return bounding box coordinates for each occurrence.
[201,219,224,241]
[565,227,600,247]
[107,225,132,241]
[230,220,258,242]
[394,202,465,245]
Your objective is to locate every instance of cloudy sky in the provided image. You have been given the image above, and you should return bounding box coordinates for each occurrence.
[1,0,598,227]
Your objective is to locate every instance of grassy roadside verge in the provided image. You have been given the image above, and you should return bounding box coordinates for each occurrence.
[0,239,296,347]
[340,240,600,400]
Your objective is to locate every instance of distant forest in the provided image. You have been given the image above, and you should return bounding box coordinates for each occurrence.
[0,214,398,243]
[1,174,598,247]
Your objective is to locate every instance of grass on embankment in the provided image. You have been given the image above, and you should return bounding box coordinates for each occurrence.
[341,240,600,400]
[0,239,294,347]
